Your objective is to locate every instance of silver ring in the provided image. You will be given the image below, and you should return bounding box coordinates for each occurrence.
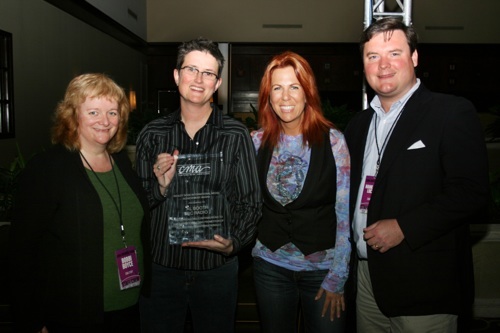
[157,165,161,170]
[374,244,379,249]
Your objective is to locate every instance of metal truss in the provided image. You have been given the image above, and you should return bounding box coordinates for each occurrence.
[364,0,412,27]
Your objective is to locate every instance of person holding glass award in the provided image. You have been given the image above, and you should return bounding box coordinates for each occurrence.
[136,37,262,333]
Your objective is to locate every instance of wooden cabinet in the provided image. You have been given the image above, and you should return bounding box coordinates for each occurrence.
[229,43,364,114]
[230,43,363,91]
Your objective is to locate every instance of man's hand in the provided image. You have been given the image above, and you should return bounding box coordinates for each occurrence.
[363,218,404,253]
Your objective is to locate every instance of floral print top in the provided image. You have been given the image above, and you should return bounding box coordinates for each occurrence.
[251,128,351,293]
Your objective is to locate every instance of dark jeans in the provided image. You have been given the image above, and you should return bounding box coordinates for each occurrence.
[45,303,140,333]
[253,257,345,333]
[140,259,239,333]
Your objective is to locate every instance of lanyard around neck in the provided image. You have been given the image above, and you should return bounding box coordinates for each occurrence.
[80,151,126,247]
[373,108,404,176]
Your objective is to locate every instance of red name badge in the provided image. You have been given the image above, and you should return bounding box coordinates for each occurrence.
[115,246,141,290]
[360,175,376,214]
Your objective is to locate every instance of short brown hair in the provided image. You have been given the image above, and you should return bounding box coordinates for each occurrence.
[51,73,130,153]
[360,17,418,55]
[176,37,225,77]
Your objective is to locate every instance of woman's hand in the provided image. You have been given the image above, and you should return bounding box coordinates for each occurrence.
[315,288,345,321]
[153,150,179,194]
[182,235,234,256]
[38,326,48,333]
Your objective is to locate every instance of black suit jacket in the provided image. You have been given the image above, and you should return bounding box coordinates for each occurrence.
[344,84,490,316]
[9,145,151,332]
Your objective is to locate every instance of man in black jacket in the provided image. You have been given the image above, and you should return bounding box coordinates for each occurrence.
[344,17,489,332]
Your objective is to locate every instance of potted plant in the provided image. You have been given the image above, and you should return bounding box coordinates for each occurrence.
[244,103,259,131]
[0,144,26,222]
[321,99,355,132]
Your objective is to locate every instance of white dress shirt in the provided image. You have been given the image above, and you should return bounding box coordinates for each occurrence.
[353,79,421,259]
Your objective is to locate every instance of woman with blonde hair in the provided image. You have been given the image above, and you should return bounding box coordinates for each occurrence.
[10,73,150,333]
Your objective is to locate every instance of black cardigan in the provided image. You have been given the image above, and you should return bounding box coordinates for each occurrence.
[9,145,151,332]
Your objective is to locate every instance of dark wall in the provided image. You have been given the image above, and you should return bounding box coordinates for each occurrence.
[146,43,500,115]
[146,43,180,113]
[416,44,500,113]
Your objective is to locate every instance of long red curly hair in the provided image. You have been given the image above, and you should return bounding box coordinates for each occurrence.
[257,51,334,149]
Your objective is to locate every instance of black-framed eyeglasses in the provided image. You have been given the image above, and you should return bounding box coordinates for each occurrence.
[180,66,219,81]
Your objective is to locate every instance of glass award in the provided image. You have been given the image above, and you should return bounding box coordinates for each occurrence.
[167,152,229,244]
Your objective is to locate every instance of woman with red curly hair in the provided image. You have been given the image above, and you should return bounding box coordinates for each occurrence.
[251,51,351,333]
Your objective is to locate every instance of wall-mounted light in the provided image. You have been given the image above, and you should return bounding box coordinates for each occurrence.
[129,90,137,111]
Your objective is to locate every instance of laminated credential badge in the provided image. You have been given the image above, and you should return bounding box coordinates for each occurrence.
[115,246,140,290]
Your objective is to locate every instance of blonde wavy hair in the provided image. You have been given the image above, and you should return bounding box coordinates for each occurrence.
[51,73,130,153]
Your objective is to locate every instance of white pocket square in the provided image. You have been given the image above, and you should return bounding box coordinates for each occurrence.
[407,140,426,150]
